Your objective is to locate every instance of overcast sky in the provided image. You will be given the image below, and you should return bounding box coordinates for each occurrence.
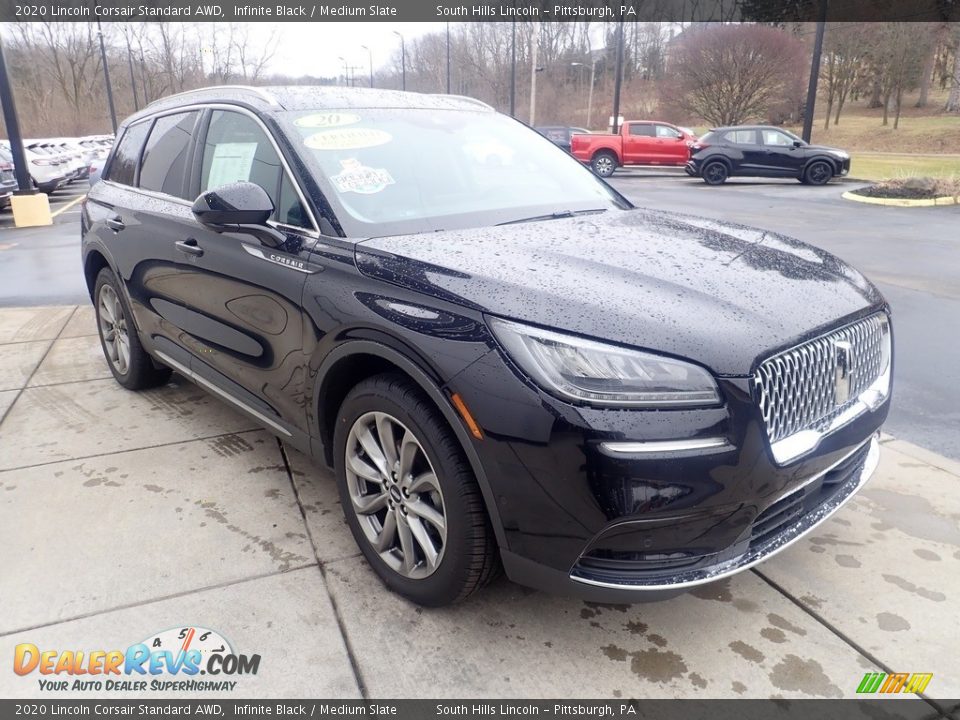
[254,22,443,78]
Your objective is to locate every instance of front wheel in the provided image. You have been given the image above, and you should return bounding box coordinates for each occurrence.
[701,161,729,185]
[591,151,617,178]
[333,374,499,606]
[804,160,833,186]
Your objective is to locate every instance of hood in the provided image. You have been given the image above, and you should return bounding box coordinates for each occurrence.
[354,209,883,375]
[804,144,847,155]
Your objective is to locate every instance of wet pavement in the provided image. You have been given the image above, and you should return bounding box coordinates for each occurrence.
[0,305,957,703]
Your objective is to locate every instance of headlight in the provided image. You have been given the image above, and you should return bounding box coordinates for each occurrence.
[488,317,720,408]
[829,150,849,159]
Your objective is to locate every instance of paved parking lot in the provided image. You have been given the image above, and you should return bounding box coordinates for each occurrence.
[1,305,958,705]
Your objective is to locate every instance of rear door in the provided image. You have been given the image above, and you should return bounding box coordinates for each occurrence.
[163,107,321,440]
[85,118,200,370]
[622,123,656,164]
[722,129,763,173]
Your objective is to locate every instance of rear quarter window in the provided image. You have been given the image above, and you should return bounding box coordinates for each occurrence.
[723,129,758,145]
[105,122,150,186]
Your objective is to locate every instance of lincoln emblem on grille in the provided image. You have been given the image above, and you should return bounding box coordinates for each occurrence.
[833,340,853,405]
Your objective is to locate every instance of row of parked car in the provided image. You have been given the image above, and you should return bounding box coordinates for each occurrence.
[0,136,114,208]
[537,121,851,186]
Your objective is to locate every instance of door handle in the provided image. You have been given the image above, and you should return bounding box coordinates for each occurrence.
[174,238,204,257]
[105,217,125,232]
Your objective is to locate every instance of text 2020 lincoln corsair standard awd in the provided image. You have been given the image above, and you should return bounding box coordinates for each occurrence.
[81,86,892,606]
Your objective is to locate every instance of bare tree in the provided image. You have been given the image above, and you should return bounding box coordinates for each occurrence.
[665,24,805,126]
[873,23,932,127]
[947,25,960,112]
[12,22,104,125]
[820,24,865,128]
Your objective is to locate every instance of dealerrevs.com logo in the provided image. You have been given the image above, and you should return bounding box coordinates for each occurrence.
[13,626,260,692]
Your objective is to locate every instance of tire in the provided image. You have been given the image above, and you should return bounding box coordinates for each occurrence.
[591,151,617,178]
[701,161,729,185]
[37,182,57,194]
[333,373,499,606]
[804,160,833,186]
[93,267,171,390]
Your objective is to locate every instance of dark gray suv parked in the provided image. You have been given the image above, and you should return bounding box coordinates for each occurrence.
[82,86,891,606]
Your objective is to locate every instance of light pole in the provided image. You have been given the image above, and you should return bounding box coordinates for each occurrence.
[611,19,625,134]
[95,19,118,133]
[392,31,405,91]
[572,59,598,129]
[445,22,451,93]
[124,32,139,112]
[139,52,149,104]
[509,18,516,116]
[338,56,349,86]
[360,45,373,88]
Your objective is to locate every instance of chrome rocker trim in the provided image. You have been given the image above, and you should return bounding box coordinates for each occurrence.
[154,350,292,438]
[570,433,880,592]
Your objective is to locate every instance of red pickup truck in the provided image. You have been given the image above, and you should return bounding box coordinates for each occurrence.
[571,121,697,177]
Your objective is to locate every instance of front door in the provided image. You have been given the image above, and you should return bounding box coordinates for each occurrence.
[759,128,804,175]
[654,124,689,165]
[165,108,322,442]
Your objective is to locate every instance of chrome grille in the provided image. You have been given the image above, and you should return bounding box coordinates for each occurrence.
[753,313,889,445]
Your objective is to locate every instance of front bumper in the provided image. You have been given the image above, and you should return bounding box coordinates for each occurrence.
[569,434,878,595]
[447,342,889,603]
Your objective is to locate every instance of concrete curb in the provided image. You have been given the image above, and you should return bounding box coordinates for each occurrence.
[841,190,960,207]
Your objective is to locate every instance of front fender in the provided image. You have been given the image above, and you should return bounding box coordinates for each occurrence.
[309,338,508,549]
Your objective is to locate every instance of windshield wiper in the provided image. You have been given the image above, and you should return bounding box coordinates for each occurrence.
[496,208,608,226]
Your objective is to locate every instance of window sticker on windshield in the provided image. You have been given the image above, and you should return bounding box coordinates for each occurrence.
[330,158,395,195]
[294,112,361,129]
[304,128,392,151]
[207,142,257,188]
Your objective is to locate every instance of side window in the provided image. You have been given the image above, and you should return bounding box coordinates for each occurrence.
[139,111,199,199]
[762,130,794,147]
[655,125,682,139]
[105,122,150,186]
[724,130,758,145]
[628,124,655,137]
[200,110,308,228]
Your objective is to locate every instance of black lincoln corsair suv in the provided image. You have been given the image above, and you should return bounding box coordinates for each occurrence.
[82,86,891,606]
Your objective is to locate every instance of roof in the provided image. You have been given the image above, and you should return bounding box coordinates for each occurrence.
[709,125,786,132]
[134,85,494,123]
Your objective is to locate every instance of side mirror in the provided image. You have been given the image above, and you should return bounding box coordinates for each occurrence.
[192,181,285,248]
[792,140,803,148]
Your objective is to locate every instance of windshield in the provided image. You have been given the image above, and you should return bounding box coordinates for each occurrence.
[278,108,628,237]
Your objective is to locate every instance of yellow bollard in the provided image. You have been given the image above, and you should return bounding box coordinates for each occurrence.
[10,192,53,227]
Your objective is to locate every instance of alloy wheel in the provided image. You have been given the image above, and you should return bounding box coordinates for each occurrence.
[807,162,831,185]
[344,411,448,579]
[704,162,727,184]
[98,285,131,376]
[594,156,614,176]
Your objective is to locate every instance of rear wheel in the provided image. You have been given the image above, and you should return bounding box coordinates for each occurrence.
[701,161,729,185]
[804,160,833,186]
[591,151,617,178]
[333,373,499,606]
[94,268,171,390]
